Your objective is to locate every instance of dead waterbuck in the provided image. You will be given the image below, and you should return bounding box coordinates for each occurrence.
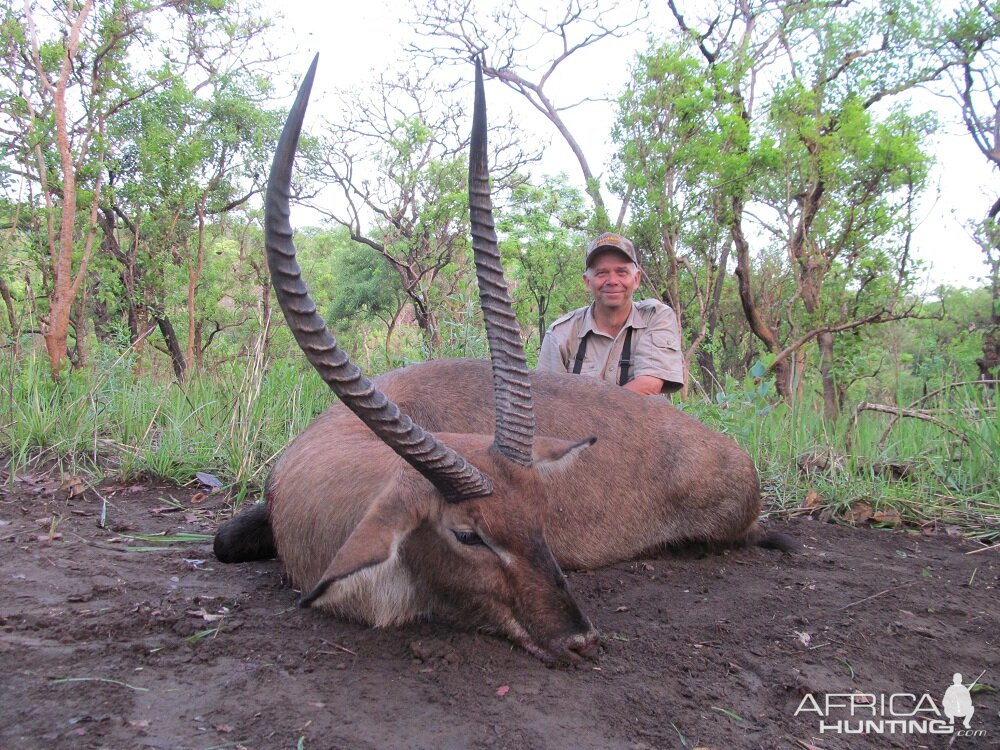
[215,56,781,662]
[217,56,599,662]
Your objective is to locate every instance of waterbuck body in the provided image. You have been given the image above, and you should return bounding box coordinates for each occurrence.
[358,358,759,569]
[214,55,767,663]
[224,358,761,658]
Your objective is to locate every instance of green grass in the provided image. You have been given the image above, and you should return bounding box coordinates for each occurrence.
[685,373,999,540]
[2,344,997,538]
[0,347,330,506]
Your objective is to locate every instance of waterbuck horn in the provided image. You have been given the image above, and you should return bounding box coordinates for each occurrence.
[265,54,493,502]
[469,58,535,466]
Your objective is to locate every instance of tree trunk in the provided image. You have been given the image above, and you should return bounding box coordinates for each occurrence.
[978,329,1000,384]
[537,294,546,346]
[698,244,730,396]
[90,270,113,343]
[794,348,810,404]
[0,278,20,358]
[193,320,204,375]
[185,202,207,379]
[68,291,87,370]
[97,207,145,349]
[33,0,100,380]
[155,312,187,381]
[24,272,38,323]
[126,277,142,344]
[697,348,717,395]
[413,305,442,351]
[731,201,791,400]
[44,299,72,379]
[249,257,273,359]
[818,331,838,420]
[977,201,1000,386]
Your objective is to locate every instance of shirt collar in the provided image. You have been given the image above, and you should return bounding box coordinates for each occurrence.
[581,301,647,338]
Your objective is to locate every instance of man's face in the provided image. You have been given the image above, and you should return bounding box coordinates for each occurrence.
[584,250,641,312]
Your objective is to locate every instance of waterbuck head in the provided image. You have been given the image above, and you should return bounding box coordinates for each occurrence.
[264,55,598,662]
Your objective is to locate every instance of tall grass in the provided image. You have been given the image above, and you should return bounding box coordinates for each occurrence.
[685,372,999,540]
[2,343,997,538]
[0,345,330,505]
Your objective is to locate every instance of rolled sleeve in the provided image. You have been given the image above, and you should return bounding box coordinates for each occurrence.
[634,305,684,389]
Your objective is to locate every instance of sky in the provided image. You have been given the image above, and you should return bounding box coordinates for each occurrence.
[259,0,997,291]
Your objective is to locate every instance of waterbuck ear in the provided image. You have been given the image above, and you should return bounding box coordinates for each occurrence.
[533,436,597,477]
[298,495,421,608]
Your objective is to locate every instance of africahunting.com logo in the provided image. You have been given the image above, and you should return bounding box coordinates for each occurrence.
[794,672,987,738]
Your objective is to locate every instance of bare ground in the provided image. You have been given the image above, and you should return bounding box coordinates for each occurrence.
[1,472,997,750]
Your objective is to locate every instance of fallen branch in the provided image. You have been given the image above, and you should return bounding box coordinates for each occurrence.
[846,401,969,453]
[765,309,917,375]
[877,380,1000,449]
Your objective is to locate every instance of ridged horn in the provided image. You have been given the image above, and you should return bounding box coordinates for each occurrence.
[469,58,535,466]
[266,54,493,502]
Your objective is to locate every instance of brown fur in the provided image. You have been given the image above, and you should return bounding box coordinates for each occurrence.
[376,359,763,568]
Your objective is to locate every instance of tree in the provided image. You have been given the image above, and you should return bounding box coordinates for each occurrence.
[944,0,1000,383]
[761,83,934,416]
[304,68,535,351]
[101,58,279,379]
[1,0,277,379]
[613,42,743,393]
[497,175,589,345]
[653,0,959,414]
[410,0,649,226]
[324,228,408,356]
[4,0,110,377]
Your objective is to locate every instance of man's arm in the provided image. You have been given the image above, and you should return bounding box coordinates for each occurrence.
[536,330,569,373]
[632,301,684,394]
[623,375,665,395]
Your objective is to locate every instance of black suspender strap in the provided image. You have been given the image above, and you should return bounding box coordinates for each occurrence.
[571,327,634,386]
[618,327,634,386]
[572,331,590,374]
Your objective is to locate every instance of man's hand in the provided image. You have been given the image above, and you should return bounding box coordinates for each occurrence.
[623,375,665,395]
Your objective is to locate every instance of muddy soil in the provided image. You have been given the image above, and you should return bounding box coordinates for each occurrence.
[1,473,997,750]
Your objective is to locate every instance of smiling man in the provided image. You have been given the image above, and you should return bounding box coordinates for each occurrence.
[536,233,684,395]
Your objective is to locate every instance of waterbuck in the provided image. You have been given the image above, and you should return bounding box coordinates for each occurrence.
[215,57,773,663]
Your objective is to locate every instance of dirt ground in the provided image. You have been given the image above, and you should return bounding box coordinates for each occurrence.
[1,470,997,750]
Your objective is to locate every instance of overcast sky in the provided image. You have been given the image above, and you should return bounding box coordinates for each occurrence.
[260,0,997,291]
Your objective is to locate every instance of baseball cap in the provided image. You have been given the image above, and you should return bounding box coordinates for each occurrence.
[585,233,638,267]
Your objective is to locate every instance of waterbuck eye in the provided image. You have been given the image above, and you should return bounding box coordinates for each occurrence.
[452,529,486,547]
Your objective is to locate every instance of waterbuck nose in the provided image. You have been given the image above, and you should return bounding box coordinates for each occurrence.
[555,630,600,663]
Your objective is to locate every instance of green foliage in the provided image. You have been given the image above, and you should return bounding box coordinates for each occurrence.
[1,0,280,377]
[497,175,590,344]
[325,232,404,329]
[612,40,738,261]
[607,0,965,406]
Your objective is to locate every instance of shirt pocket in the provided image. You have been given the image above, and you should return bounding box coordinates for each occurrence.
[650,332,678,351]
[643,332,682,378]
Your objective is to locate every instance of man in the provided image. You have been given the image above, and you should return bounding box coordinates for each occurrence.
[536,232,684,395]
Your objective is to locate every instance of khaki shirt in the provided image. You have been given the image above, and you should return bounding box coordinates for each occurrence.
[537,299,684,393]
